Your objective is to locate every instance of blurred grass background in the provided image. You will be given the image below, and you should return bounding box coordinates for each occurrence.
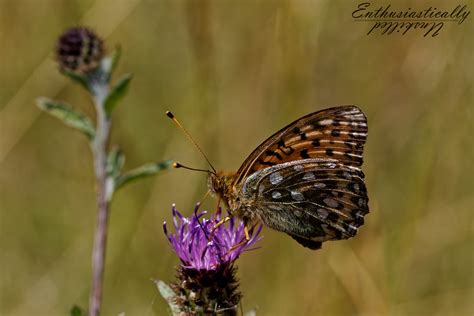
[0,0,473,315]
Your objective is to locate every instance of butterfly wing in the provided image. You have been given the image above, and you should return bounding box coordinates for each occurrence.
[233,106,368,186]
[233,105,369,249]
[239,159,369,247]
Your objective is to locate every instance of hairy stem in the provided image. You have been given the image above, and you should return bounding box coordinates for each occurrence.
[89,83,111,316]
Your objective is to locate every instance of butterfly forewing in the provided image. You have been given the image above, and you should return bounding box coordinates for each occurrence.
[233,106,368,186]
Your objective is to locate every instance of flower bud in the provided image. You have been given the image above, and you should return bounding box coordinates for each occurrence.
[56,27,104,74]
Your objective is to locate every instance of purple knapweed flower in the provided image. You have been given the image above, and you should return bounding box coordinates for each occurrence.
[163,203,261,270]
[160,204,262,315]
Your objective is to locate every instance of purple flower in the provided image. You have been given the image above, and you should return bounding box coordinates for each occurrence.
[163,204,262,270]
[160,204,262,314]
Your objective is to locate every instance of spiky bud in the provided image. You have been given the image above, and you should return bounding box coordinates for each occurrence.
[172,265,241,315]
[56,27,104,74]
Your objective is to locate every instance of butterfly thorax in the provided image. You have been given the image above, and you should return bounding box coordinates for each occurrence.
[207,171,252,219]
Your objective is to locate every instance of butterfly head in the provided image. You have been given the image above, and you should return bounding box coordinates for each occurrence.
[207,171,238,207]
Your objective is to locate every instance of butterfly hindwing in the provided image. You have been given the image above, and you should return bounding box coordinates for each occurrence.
[233,106,368,186]
[240,159,369,243]
[290,235,322,250]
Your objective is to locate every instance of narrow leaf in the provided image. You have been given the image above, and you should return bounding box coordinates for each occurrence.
[104,73,132,115]
[99,46,121,81]
[36,97,95,140]
[110,45,122,74]
[155,280,181,314]
[61,70,90,92]
[70,305,85,316]
[115,160,172,190]
[156,280,175,300]
[99,57,113,80]
[107,146,125,179]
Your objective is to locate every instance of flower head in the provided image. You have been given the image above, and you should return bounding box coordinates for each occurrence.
[161,204,262,314]
[164,204,261,270]
[56,27,104,74]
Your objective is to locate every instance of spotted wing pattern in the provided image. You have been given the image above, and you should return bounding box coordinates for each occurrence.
[233,106,369,249]
[240,159,368,249]
[233,106,368,186]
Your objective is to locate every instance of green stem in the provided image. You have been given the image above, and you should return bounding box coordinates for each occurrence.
[89,82,111,316]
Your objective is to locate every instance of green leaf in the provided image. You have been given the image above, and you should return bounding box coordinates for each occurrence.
[115,160,172,190]
[70,305,85,316]
[104,73,132,115]
[99,46,121,81]
[156,280,175,301]
[61,70,90,92]
[155,280,181,315]
[110,45,122,74]
[36,97,95,140]
[107,146,125,179]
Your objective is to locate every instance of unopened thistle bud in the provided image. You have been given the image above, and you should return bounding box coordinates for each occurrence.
[56,27,104,74]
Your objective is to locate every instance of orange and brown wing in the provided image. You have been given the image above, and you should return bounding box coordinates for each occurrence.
[233,106,368,186]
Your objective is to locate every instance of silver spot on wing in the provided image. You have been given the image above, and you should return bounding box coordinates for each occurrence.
[318,119,334,125]
[269,172,283,185]
[317,208,329,219]
[272,191,282,199]
[353,183,360,194]
[291,190,304,201]
[323,198,339,208]
[294,164,304,172]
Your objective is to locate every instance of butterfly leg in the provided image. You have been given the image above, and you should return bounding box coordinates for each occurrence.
[224,223,254,256]
[208,216,232,241]
[215,195,221,214]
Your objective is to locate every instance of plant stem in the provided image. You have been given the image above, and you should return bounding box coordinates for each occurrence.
[89,83,111,316]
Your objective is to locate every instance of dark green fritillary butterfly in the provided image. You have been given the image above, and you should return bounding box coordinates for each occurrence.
[206,106,369,250]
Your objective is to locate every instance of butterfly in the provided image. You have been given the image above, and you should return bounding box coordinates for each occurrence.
[170,106,369,250]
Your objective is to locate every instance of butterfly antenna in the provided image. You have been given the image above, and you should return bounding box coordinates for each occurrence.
[166,111,217,173]
[173,162,215,175]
